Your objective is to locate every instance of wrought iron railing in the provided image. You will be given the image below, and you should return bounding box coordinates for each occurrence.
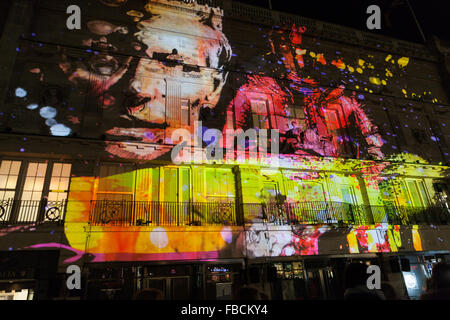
[242,201,450,226]
[379,205,450,226]
[0,199,67,224]
[89,200,238,227]
[243,201,356,225]
[1,198,448,227]
[87,200,450,227]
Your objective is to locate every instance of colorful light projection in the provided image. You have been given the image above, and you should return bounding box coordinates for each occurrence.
[62,167,243,262]
[1,0,449,263]
[243,223,424,258]
[0,159,446,263]
[7,0,447,163]
[55,156,446,262]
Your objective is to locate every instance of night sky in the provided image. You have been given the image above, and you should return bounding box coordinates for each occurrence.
[236,0,450,43]
[1,1,449,43]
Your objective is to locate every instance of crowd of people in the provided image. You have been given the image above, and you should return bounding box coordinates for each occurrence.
[133,262,450,300]
[342,261,450,300]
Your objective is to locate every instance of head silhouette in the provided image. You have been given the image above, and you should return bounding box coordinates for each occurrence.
[344,262,368,289]
[429,262,450,290]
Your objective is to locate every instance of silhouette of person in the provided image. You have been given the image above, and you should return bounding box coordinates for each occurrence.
[381,281,398,300]
[133,288,164,300]
[343,262,385,300]
[236,286,263,300]
[420,262,450,300]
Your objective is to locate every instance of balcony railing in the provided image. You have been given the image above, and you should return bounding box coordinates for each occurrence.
[0,199,67,225]
[1,198,448,227]
[89,200,238,227]
[244,201,356,225]
[243,202,450,226]
[87,200,450,227]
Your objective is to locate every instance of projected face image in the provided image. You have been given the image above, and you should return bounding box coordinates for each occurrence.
[3,0,448,264]
[59,20,131,93]
[59,0,231,160]
[8,0,445,165]
[227,25,385,160]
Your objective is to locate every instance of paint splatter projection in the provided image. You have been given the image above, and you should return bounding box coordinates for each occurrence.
[1,0,449,263]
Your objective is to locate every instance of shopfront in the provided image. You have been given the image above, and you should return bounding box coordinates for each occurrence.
[85,263,195,299]
[0,250,59,300]
[0,269,35,300]
[84,261,243,300]
[245,255,385,300]
[399,252,450,299]
[271,261,308,300]
[205,263,242,300]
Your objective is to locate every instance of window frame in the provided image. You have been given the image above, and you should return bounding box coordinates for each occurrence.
[0,157,72,223]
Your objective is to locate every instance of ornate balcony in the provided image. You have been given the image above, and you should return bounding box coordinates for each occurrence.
[87,200,450,227]
[89,200,238,227]
[242,201,450,226]
[1,198,448,227]
[0,199,67,225]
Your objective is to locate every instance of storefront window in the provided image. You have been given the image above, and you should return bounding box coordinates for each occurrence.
[206,265,234,300]
[0,288,34,300]
[273,262,305,280]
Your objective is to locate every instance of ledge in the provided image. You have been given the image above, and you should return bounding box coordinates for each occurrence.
[223,0,437,62]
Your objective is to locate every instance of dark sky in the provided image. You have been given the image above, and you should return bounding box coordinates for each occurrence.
[1,1,448,43]
[236,0,450,43]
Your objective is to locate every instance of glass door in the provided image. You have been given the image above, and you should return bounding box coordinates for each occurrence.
[142,276,190,300]
[306,266,337,300]
[18,162,48,222]
[0,160,21,222]
[1,160,72,223]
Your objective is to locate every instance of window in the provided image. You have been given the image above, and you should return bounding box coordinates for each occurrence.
[0,159,71,223]
[163,167,179,202]
[0,289,34,300]
[181,100,190,126]
[0,160,21,201]
[250,99,269,129]
[16,162,48,222]
[134,166,160,202]
[405,179,429,207]
[0,160,21,221]
[286,105,304,120]
[162,166,190,203]
[48,163,72,201]
[261,182,279,204]
[95,164,191,203]
[97,163,135,201]
[282,172,325,202]
[273,262,305,280]
[204,168,235,202]
[166,79,180,126]
[323,108,351,155]
[298,181,326,202]
[395,179,430,208]
[21,162,47,202]
[19,162,71,222]
[277,104,305,132]
[340,185,357,204]
[93,164,193,226]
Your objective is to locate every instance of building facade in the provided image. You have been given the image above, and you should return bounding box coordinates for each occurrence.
[0,0,450,300]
